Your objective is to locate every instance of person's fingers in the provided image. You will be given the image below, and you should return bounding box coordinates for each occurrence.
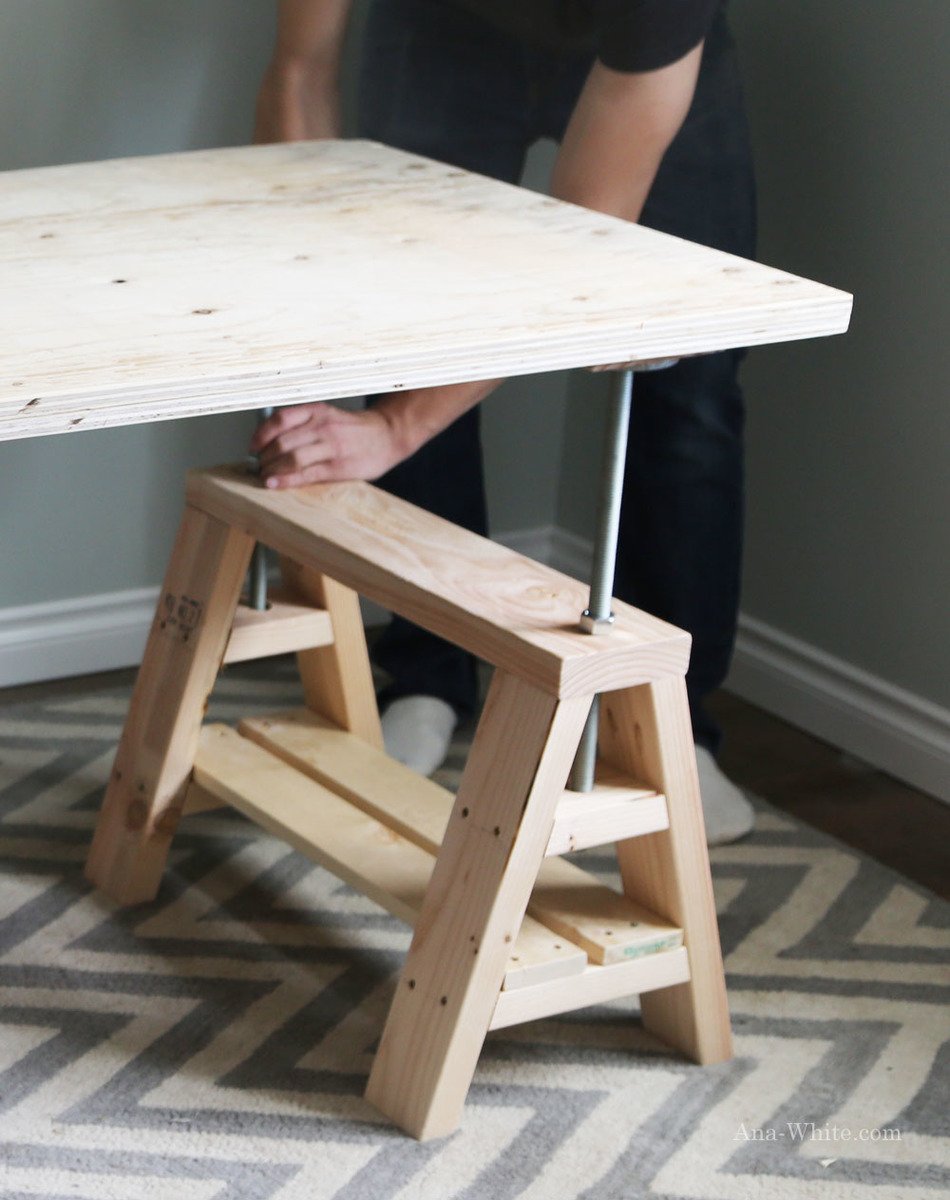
[258,420,336,466]
[260,437,336,482]
[255,405,398,487]
[249,403,321,452]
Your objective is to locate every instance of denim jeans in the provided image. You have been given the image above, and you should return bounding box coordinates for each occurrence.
[358,0,757,753]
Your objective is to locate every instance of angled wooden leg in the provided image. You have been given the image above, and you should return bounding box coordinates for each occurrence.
[598,677,732,1064]
[365,672,590,1140]
[279,556,383,749]
[85,506,254,904]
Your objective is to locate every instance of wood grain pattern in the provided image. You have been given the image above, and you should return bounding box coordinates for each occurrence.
[239,708,453,851]
[239,706,682,966]
[529,856,683,965]
[489,947,690,1031]
[223,589,334,664]
[243,708,668,856]
[192,724,585,991]
[84,506,253,902]
[365,673,590,1140]
[278,558,383,747]
[189,466,692,698]
[546,770,668,855]
[599,678,733,1065]
[0,141,851,441]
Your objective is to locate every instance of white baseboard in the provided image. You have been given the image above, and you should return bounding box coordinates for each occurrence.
[0,588,157,689]
[727,615,950,803]
[3,530,948,804]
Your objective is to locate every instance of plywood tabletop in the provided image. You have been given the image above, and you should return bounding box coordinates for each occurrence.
[0,140,851,441]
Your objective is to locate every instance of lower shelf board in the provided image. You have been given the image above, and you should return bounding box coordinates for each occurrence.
[191,717,685,1004]
[238,707,682,964]
[190,724,586,991]
[488,946,691,1031]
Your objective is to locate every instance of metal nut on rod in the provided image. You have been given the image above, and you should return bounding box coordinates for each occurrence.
[578,609,615,635]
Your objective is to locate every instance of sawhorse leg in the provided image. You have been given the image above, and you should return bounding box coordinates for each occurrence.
[600,677,732,1064]
[365,671,591,1140]
[279,556,382,748]
[85,506,253,903]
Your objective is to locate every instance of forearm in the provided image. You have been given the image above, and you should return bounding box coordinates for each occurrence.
[373,378,503,459]
[256,0,352,142]
[551,46,703,223]
[270,0,353,81]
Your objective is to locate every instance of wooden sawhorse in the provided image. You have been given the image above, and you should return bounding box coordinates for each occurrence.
[85,463,732,1140]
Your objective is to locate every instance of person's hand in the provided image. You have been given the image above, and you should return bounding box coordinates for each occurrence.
[250,402,409,487]
[251,379,501,489]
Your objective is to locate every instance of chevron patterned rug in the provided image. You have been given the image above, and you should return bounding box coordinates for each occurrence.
[1,656,947,1200]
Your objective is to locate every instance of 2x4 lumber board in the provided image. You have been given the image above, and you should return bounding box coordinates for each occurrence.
[181,778,227,815]
[192,724,585,991]
[528,856,683,966]
[278,559,383,748]
[364,673,592,1140]
[189,467,691,698]
[600,679,732,1065]
[546,769,668,855]
[239,709,449,848]
[1,141,851,441]
[489,947,690,1031]
[239,707,682,965]
[223,591,334,664]
[85,507,253,904]
[193,725,428,920]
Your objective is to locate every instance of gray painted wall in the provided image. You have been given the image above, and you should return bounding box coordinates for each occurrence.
[558,1,950,713]
[2,0,946,723]
[730,0,950,708]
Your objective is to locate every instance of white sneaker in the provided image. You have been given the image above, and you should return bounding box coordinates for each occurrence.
[381,695,457,777]
[694,746,755,846]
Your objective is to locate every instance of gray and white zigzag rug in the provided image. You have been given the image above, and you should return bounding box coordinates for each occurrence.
[0,657,947,1199]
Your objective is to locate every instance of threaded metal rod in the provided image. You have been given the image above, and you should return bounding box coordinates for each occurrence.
[586,369,634,623]
[248,407,274,611]
[569,369,634,792]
